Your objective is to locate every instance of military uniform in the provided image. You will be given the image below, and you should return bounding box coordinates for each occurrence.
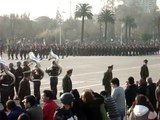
[102,65,113,95]
[32,67,44,104]
[15,65,23,96]
[18,77,31,108]
[62,69,73,93]
[46,62,62,99]
[0,75,13,108]
[140,59,149,82]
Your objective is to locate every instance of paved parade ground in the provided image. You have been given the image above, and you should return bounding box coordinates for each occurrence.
[1,54,160,109]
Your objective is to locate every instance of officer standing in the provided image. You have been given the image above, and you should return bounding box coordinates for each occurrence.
[32,65,44,104]
[0,64,15,110]
[140,59,149,82]
[62,69,73,93]
[18,70,32,108]
[45,60,62,99]
[102,65,113,95]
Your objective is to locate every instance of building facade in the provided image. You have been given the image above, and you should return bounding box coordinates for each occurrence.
[123,0,157,13]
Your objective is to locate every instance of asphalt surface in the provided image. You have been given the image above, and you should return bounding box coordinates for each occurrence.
[1,54,160,109]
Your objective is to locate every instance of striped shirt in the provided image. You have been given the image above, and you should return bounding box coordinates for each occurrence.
[105,97,120,118]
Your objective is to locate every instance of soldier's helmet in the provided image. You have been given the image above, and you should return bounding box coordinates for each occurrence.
[60,93,74,105]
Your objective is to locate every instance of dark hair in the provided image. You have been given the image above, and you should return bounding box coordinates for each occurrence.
[18,113,30,120]
[24,95,36,107]
[135,94,154,111]
[111,78,120,86]
[128,76,134,84]
[71,89,80,99]
[6,100,16,110]
[82,90,94,103]
[100,90,109,97]
[0,110,7,120]
[43,90,54,100]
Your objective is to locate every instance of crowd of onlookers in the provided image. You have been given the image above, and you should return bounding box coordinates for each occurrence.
[0,76,160,120]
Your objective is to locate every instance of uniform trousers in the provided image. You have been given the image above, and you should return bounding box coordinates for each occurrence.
[50,76,58,99]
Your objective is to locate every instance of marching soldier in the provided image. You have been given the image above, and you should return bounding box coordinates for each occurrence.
[32,64,44,104]
[0,64,15,110]
[45,60,62,99]
[102,65,113,95]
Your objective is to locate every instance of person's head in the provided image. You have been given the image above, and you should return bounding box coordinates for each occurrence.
[23,95,37,109]
[23,70,31,78]
[52,60,57,66]
[18,113,30,120]
[108,65,113,71]
[81,89,94,103]
[111,77,120,88]
[9,63,14,68]
[128,76,135,85]
[139,79,147,86]
[135,94,147,105]
[70,89,80,100]
[67,69,73,77]
[42,90,54,103]
[17,61,21,67]
[147,77,153,85]
[100,90,109,98]
[135,94,155,111]
[144,59,148,64]
[6,100,17,112]
[60,93,74,108]
[157,79,160,86]
[23,61,29,67]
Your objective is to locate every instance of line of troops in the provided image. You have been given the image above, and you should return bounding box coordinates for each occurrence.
[2,42,160,60]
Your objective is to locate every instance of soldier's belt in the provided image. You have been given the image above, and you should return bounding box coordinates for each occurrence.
[50,76,58,78]
[1,84,9,87]
[33,79,41,82]
[18,76,23,78]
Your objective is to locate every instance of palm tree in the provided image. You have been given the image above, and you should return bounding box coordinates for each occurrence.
[98,8,114,42]
[122,16,136,42]
[75,3,93,43]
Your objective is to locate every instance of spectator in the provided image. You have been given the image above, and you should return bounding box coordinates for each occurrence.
[23,95,43,120]
[100,90,121,120]
[71,89,86,120]
[111,78,125,120]
[128,94,157,120]
[155,79,160,119]
[125,76,138,109]
[0,110,8,120]
[146,77,156,110]
[42,90,58,120]
[18,113,30,120]
[6,100,26,120]
[138,79,147,96]
[81,89,103,120]
[54,92,78,120]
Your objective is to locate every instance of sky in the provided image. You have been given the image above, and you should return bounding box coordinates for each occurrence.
[0,0,159,20]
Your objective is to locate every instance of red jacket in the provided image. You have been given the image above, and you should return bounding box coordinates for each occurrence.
[42,100,58,120]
